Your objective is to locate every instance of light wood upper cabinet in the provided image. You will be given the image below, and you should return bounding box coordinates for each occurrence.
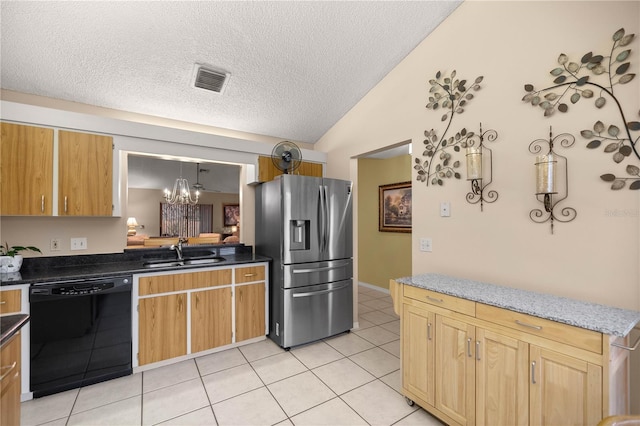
[0,332,21,426]
[0,123,53,215]
[257,155,322,182]
[58,130,113,216]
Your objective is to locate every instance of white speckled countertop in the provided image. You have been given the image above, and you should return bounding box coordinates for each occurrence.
[396,273,640,337]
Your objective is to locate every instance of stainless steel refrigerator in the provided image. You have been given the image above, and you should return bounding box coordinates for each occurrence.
[256,174,353,349]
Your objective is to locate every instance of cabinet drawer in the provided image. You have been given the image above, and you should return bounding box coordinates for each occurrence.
[235,265,265,284]
[404,285,475,317]
[188,270,232,290]
[477,303,602,354]
[139,269,232,295]
[0,290,21,314]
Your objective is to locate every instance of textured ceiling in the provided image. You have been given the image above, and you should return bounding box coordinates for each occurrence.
[1,1,461,144]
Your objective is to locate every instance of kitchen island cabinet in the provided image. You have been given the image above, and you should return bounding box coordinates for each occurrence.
[135,262,267,369]
[391,274,639,426]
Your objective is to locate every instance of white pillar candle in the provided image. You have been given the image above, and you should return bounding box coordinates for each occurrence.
[466,147,482,180]
[536,154,556,193]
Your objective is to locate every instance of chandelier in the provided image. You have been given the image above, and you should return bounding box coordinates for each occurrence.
[164,163,199,205]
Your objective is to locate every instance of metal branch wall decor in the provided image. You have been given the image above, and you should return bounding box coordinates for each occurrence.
[529,128,577,234]
[465,123,499,211]
[522,28,640,191]
[415,70,484,186]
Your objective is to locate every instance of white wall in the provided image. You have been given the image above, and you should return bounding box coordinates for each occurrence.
[316,0,640,411]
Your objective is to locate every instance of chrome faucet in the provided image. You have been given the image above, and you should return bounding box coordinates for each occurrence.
[170,238,188,260]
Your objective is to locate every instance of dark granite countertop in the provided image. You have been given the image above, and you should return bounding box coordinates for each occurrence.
[0,244,271,286]
[1,314,29,345]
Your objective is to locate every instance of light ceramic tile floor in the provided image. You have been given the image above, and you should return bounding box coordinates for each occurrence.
[21,285,443,426]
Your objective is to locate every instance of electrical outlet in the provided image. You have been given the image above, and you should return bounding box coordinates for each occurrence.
[71,237,87,251]
[440,201,451,217]
[50,238,61,251]
[420,237,432,252]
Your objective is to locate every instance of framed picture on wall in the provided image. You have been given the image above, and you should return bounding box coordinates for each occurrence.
[223,204,240,226]
[379,182,412,233]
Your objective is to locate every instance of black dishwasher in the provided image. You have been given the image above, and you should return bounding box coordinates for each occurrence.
[29,275,132,398]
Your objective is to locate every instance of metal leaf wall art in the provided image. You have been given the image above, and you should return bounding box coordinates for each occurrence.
[415,70,484,186]
[522,28,640,190]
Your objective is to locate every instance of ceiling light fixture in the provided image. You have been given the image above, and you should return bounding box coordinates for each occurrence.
[164,163,199,205]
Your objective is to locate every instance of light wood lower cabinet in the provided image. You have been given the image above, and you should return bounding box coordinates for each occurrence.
[393,280,624,426]
[136,263,267,367]
[402,304,435,406]
[475,328,529,426]
[530,345,601,425]
[235,283,265,342]
[1,332,21,426]
[138,293,187,365]
[191,287,232,352]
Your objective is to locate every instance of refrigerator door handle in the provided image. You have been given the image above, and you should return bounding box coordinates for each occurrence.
[318,185,326,253]
[292,261,352,274]
[322,184,330,251]
[292,282,351,298]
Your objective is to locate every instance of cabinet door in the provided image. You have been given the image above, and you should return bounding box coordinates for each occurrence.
[435,315,476,426]
[257,155,323,182]
[191,287,232,352]
[0,332,21,426]
[138,294,187,365]
[0,290,21,315]
[58,130,113,216]
[530,345,602,426]
[0,122,53,215]
[476,328,529,426]
[235,283,265,342]
[402,303,435,406]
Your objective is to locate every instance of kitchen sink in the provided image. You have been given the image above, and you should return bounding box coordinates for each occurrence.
[142,256,225,268]
[142,260,184,268]
[183,256,225,265]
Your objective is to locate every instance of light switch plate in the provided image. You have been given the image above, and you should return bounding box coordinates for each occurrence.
[420,237,432,252]
[440,201,451,217]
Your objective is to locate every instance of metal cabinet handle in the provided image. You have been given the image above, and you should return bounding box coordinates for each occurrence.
[244,273,256,278]
[64,196,68,213]
[515,320,542,331]
[0,301,6,305]
[476,341,481,361]
[467,338,472,357]
[0,361,17,381]
[531,361,537,384]
[426,296,444,303]
[611,334,640,351]
[41,195,45,213]
[427,323,432,341]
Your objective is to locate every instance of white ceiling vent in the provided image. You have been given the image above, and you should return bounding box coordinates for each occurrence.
[192,64,229,94]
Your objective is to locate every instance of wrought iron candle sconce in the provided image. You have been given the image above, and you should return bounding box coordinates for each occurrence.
[529,127,577,234]
[465,123,498,211]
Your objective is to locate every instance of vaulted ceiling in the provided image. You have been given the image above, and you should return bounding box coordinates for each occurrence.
[1,1,461,144]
